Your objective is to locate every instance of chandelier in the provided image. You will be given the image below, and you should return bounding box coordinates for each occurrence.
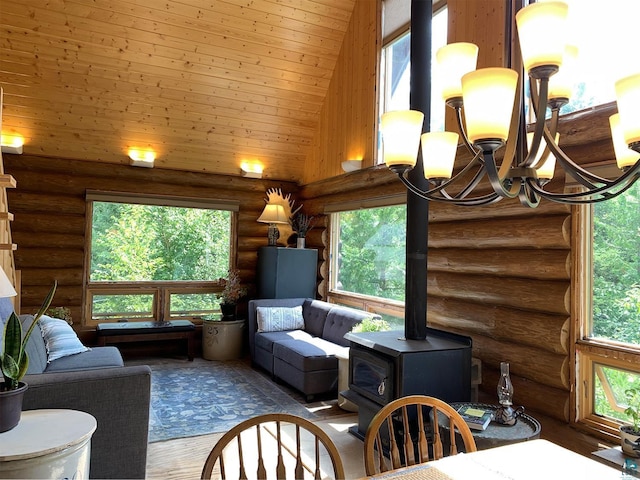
[380,1,640,207]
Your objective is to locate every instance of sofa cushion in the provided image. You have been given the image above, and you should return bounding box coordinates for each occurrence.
[256,306,305,332]
[254,329,314,354]
[21,315,48,375]
[45,346,124,372]
[302,299,332,337]
[322,306,372,346]
[272,337,347,372]
[39,315,90,362]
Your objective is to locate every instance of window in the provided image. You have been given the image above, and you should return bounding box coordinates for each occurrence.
[329,204,406,328]
[85,193,236,325]
[578,182,640,437]
[559,0,640,116]
[564,0,640,438]
[377,5,448,163]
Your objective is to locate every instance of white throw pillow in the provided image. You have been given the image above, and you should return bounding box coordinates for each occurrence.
[256,306,304,333]
[39,315,90,362]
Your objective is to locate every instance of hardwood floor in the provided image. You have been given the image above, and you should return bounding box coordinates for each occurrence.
[138,356,619,479]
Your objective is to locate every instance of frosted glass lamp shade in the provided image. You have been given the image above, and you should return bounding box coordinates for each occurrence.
[516,1,569,74]
[421,132,459,180]
[549,45,578,101]
[0,267,17,298]
[380,110,424,168]
[609,113,640,169]
[257,204,288,224]
[527,132,560,181]
[461,68,518,144]
[615,73,640,146]
[436,42,479,102]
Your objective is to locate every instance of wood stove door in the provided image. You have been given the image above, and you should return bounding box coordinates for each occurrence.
[349,347,394,405]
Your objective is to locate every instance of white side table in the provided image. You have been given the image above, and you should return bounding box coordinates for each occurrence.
[0,409,97,479]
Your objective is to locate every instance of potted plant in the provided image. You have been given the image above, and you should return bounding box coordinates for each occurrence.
[0,282,57,432]
[217,269,246,320]
[622,387,640,457]
[290,212,316,248]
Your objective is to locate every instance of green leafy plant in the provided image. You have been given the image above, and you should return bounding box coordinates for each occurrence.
[624,387,640,434]
[1,282,57,391]
[352,317,390,333]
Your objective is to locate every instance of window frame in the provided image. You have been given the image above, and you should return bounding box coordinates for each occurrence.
[83,192,238,326]
[326,198,407,319]
[574,171,640,441]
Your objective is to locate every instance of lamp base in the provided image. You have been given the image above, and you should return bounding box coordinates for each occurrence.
[267,223,280,246]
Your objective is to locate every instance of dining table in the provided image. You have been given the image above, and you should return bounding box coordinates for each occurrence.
[364,439,624,479]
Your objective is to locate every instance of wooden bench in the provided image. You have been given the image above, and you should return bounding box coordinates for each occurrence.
[96,320,196,361]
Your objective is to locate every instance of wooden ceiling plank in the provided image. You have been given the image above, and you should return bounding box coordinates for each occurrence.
[0,46,327,110]
[0,31,331,97]
[2,88,320,129]
[2,8,339,77]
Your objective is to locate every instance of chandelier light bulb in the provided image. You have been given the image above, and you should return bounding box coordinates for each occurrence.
[436,42,479,103]
[421,131,459,180]
[609,113,640,170]
[380,110,424,170]
[516,1,569,76]
[461,68,518,146]
[548,44,579,103]
[615,73,640,147]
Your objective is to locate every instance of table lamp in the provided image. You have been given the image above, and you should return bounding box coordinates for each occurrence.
[257,204,288,246]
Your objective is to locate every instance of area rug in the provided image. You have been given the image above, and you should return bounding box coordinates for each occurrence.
[148,360,316,442]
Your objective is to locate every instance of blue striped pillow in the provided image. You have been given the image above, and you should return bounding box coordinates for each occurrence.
[256,306,304,333]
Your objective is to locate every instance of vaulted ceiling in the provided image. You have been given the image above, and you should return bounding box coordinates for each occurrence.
[0,0,357,182]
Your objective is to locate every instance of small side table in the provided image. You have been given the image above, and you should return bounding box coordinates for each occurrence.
[0,409,97,479]
[441,402,541,450]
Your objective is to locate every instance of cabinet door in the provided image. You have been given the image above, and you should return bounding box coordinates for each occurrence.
[257,247,317,298]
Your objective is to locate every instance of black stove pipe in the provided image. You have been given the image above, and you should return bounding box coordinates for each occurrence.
[404,0,432,341]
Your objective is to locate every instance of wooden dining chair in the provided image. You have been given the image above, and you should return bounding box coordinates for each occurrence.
[363,395,477,475]
[200,412,346,479]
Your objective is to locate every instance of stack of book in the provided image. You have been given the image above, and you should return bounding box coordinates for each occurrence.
[457,405,493,431]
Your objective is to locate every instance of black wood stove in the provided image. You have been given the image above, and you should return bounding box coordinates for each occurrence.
[342,328,472,440]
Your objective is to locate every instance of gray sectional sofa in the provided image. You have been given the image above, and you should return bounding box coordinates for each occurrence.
[1,301,151,480]
[248,298,377,401]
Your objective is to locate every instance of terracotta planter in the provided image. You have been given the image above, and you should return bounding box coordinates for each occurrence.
[621,425,640,457]
[0,381,28,433]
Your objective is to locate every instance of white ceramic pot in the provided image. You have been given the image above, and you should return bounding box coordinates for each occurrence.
[620,425,640,457]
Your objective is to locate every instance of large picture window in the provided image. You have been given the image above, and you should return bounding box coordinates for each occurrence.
[578,182,640,437]
[329,204,406,328]
[85,193,236,325]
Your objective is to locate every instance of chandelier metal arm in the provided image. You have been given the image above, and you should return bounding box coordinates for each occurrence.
[394,169,502,206]
[455,107,478,156]
[501,71,525,178]
[526,170,640,203]
[524,76,552,168]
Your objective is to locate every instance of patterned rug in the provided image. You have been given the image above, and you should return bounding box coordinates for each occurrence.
[148,360,316,442]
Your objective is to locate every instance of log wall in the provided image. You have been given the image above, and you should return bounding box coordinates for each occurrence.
[298,166,572,421]
[3,155,303,334]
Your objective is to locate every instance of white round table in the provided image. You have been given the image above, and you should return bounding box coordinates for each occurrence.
[0,409,97,479]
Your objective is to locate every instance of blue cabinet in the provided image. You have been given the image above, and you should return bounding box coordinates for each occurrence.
[257,247,318,299]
